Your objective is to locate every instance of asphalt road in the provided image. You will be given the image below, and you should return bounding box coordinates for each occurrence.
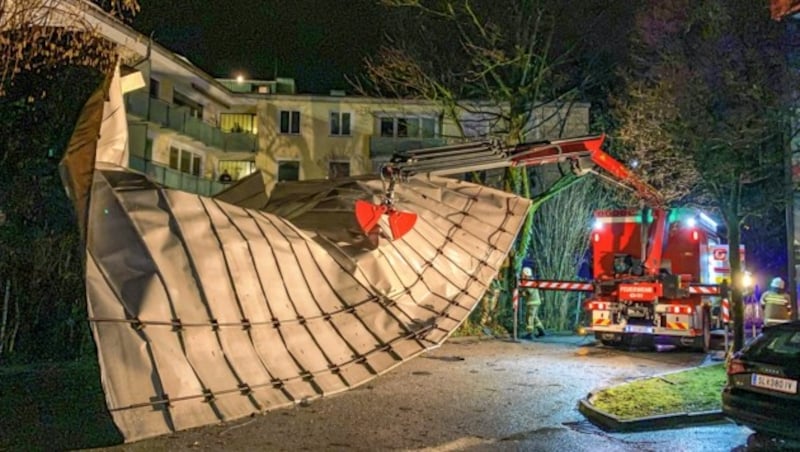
[102,335,756,451]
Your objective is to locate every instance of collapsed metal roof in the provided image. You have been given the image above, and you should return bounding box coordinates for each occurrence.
[60,66,530,442]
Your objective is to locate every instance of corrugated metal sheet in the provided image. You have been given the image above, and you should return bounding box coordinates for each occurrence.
[62,66,531,442]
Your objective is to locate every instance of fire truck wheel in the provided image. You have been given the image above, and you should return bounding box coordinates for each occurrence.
[595,332,623,347]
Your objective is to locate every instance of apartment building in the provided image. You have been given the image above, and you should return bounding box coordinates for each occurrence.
[86,5,590,198]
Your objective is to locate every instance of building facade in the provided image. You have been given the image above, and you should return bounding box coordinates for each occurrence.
[87,5,591,198]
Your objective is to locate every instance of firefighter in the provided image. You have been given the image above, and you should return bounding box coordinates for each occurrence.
[521,267,545,338]
[480,278,501,327]
[759,277,792,326]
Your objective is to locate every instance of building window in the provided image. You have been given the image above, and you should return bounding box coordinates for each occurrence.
[330,111,352,136]
[173,92,203,119]
[380,117,394,137]
[420,117,436,138]
[279,110,301,134]
[220,113,257,134]
[218,160,256,181]
[278,160,300,182]
[328,160,350,179]
[149,78,160,98]
[169,146,203,177]
[378,116,437,138]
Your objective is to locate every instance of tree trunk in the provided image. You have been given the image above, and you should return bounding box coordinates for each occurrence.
[8,296,20,354]
[726,195,745,352]
[0,280,9,356]
[729,225,745,352]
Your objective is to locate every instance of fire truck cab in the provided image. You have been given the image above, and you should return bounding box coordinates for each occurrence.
[586,207,724,350]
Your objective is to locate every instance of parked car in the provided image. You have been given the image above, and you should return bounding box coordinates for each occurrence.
[722,321,800,443]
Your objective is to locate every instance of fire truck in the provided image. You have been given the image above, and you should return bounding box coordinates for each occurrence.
[584,208,727,351]
[354,134,727,351]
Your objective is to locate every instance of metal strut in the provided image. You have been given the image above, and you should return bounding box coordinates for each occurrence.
[354,134,663,241]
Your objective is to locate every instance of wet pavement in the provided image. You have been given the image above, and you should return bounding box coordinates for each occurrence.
[102,335,756,451]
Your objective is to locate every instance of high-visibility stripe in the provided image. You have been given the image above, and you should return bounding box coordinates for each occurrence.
[666,305,693,315]
[520,280,718,294]
[721,298,730,323]
[519,280,593,291]
[512,288,519,310]
[588,301,610,310]
[594,216,639,224]
[666,322,689,330]
[593,318,611,326]
[688,285,720,295]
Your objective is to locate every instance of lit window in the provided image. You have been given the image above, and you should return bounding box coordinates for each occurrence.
[330,111,352,136]
[278,160,300,181]
[279,110,301,134]
[218,160,256,181]
[219,113,257,134]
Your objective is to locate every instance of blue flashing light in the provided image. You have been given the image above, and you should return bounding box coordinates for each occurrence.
[593,219,603,230]
[686,217,697,228]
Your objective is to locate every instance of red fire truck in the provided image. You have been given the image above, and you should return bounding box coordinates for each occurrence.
[585,208,726,350]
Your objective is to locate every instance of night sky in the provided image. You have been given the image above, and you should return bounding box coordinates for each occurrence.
[133,0,387,94]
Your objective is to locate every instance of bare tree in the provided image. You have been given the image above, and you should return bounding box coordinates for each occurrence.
[357,0,585,142]
[0,0,138,95]
[354,0,606,333]
[0,0,138,361]
[612,0,796,351]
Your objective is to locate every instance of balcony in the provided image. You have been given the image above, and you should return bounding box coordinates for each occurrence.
[369,136,449,159]
[129,155,228,197]
[125,91,257,153]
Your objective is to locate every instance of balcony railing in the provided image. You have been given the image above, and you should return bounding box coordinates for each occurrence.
[129,156,228,197]
[369,136,449,159]
[125,91,257,153]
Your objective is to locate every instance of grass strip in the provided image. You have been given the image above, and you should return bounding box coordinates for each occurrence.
[589,363,726,420]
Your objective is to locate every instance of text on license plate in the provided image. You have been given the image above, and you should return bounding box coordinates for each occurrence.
[626,325,651,333]
[751,374,798,394]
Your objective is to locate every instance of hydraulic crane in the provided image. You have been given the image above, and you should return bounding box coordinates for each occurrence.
[355,134,663,242]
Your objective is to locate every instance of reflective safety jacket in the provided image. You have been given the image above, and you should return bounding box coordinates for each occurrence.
[760,290,791,322]
[522,287,542,306]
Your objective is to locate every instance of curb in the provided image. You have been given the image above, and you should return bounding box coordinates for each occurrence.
[578,398,729,432]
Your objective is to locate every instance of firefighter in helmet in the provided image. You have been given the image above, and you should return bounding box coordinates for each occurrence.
[760,277,792,326]
[521,266,545,338]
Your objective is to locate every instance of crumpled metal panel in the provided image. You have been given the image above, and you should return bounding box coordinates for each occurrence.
[63,68,532,442]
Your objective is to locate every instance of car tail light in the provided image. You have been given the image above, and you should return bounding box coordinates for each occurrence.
[727,358,746,375]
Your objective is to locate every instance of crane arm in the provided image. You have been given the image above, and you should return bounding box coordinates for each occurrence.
[356,134,665,240]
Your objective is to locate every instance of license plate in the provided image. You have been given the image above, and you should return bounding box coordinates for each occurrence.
[751,374,798,394]
[626,325,651,333]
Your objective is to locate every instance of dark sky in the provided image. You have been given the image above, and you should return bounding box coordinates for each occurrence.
[133,0,386,94]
